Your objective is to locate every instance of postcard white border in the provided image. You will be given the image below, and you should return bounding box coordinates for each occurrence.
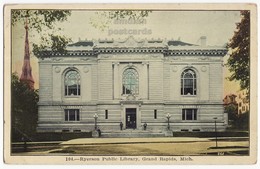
[3,3,257,165]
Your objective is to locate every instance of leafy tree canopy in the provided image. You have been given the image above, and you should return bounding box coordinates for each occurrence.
[108,10,151,20]
[11,72,39,141]
[12,10,151,56]
[12,10,72,57]
[227,11,250,93]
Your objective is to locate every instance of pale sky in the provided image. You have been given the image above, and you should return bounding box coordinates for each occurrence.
[12,10,242,96]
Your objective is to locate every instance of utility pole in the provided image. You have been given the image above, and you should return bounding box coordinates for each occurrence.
[213,117,218,147]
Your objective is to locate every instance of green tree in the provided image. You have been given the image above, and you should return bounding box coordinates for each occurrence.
[12,10,72,57]
[12,10,151,54]
[224,104,249,130]
[227,11,250,93]
[237,111,249,130]
[224,104,238,128]
[11,73,39,141]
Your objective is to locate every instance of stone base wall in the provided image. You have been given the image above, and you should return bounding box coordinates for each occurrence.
[37,103,227,133]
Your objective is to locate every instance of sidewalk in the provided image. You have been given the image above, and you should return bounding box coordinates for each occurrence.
[12,137,249,156]
[60,137,248,145]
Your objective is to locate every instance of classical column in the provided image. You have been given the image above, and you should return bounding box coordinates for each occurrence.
[142,62,149,100]
[113,62,120,99]
[120,103,125,129]
[137,103,142,130]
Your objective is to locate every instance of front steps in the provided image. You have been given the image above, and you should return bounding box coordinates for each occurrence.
[100,129,168,138]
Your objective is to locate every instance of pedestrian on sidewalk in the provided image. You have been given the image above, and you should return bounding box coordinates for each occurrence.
[143,122,147,130]
[97,127,101,137]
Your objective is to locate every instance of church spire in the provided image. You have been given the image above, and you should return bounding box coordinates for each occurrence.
[20,18,34,89]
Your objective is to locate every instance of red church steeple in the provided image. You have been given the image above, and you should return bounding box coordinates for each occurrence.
[20,18,34,89]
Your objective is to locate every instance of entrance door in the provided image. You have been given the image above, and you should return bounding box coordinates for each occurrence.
[125,108,136,129]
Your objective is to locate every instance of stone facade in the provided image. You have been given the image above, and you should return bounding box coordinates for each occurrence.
[37,36,228,133]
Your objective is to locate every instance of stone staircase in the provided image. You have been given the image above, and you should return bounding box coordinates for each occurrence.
[100,129,167,138]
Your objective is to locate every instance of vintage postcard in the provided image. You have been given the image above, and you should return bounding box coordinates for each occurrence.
[3,3,257,164]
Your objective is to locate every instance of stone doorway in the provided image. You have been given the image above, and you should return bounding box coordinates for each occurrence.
[125,108,137,129]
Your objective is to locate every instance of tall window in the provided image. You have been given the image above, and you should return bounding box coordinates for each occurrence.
[182,109,197,120]
[105,110,108,119]
[181,69,196,95]
[122,68,139,95]
[65,70,80,96]
[154,109,157,119]
[65,109,80,121]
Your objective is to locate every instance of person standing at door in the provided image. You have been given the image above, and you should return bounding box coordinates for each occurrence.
[120,122,123,130]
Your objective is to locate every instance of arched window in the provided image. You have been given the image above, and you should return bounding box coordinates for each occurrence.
[181,69,196,95]
[122,68,139,95]
[65,70,80,96]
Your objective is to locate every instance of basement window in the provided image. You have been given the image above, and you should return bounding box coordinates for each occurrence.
[154,110,157,119]
[105,110,108,119]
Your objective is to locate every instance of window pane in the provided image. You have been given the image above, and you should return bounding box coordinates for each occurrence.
[126,85,131,94]
[184,72,193,78]
[182,109,185,120]
[78,85,81,95]
[182,109,197,120]
[186,109,193,120]
[68,84,78,95]
[181,78,183,95]
[105,110,108,119]
[122,68,139,95]
[76,110,80,121]
[181,69,196,95]
[122,85,125,94]
[65,110,68,121]
[69,110,76,121]
[65,109,80,121]
[193,110,197,120]
[65,86,68,95]
[184,79,193,86]
[194,79,197,95]
[65,70,80,96]
[184,88,193,95]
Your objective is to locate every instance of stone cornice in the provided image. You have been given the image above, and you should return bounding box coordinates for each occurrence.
[166,49,228,56]
[37,48,227,58]
[38,50,97,57]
